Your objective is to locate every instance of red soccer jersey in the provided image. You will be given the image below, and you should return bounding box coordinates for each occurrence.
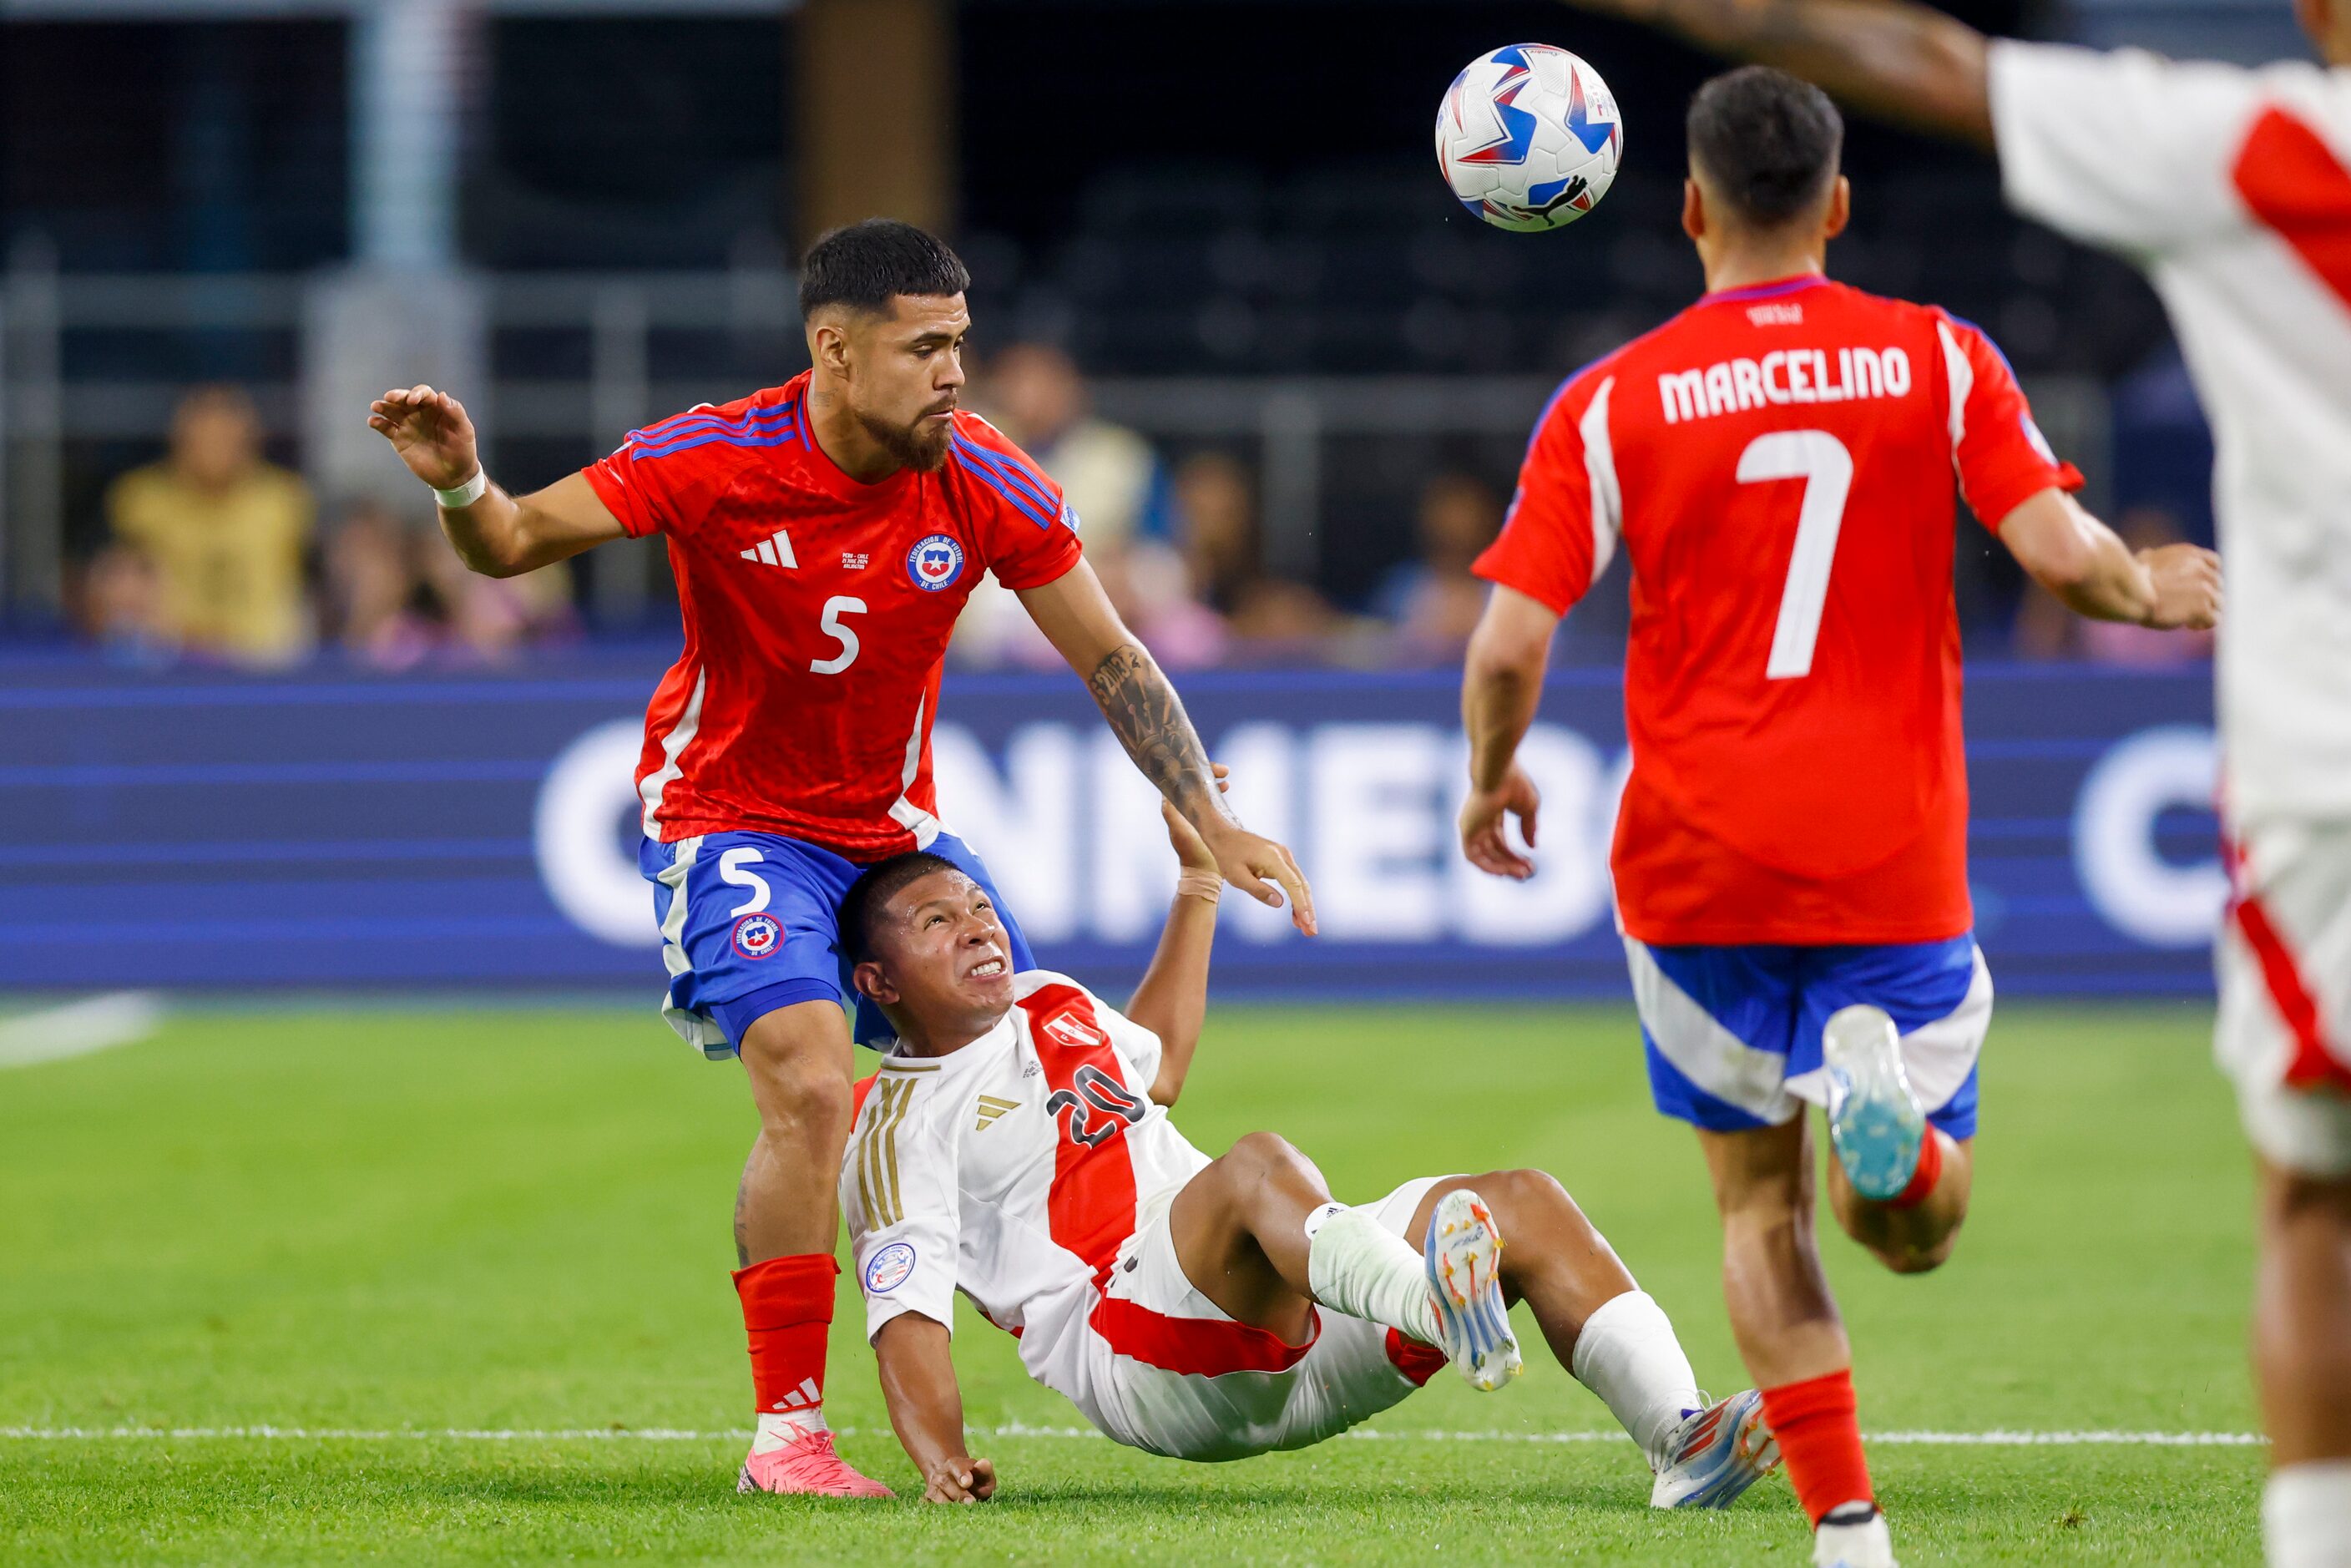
[583,371,1082,857]
[1475,276,2083,946]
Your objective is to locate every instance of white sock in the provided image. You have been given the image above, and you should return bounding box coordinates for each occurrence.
[1568,1290,1704,1466]
[1813,1504,1894,1568]
[2266,1460,2351,1568]
[1305,1206,1441,1344]
[751,1402,827,1453]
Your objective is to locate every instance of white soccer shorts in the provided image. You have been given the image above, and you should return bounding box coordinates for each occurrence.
[1073,1176,1452,1462]
[2217,821,2351,1177]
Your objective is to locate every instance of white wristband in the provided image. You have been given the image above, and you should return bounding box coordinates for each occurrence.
[431,468,489,508]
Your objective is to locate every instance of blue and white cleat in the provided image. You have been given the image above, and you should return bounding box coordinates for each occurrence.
[1649,1388,1782,1509]
[1822,1004,1927,1201]
[1423,1187,1522,1392]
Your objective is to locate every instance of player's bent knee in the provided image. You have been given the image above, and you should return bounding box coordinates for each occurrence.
[747,1052,854,1136]
[1227,1130,1306,1171]
[1477,1167,1577,1223]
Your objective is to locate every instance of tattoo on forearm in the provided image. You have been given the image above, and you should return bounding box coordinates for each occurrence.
[1086,644,1231,823]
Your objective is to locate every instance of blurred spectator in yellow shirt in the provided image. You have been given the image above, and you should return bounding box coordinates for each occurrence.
[105,385,313,666]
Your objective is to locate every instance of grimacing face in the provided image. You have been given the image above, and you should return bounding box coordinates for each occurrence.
[831,293,971,473]
[853,868,1015,1038]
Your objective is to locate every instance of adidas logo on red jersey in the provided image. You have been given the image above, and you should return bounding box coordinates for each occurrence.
[740,529,797,568]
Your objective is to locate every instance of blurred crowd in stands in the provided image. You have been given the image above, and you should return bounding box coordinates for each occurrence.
[67,357,2211,675]
[78,385,579,672]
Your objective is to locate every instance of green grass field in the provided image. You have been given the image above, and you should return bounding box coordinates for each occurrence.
[0,999,2264,1565]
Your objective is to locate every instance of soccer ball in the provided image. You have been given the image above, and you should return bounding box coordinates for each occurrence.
[1435,43,1623,232]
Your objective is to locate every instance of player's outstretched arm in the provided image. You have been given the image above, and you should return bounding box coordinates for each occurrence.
[1020,562,1317,934]
[1459,586,1562,882]
[1559,0,1995,148]
[367,385,628,577]
[1998,488,2223,630]
[1125,774,1229,1107]
[872,1314,995,1504]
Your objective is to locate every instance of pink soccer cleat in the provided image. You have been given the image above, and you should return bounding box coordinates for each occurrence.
[736,1430,896,1499]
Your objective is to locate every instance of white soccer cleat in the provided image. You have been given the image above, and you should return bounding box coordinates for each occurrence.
[1649,1388,1782,1509]
[1422,1187,1522,1392]
[1822,1004,1928,1201]
[1813,1503,1898,1568]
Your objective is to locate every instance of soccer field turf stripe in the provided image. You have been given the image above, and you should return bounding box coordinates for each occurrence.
[0,1424,2267,1446]
[0,992,164,1070]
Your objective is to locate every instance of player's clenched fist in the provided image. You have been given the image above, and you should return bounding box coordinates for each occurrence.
[366,384,481,491]
[2139,543,2222,631]
[919,1454,996,1504]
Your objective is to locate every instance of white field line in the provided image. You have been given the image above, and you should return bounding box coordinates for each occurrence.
[0,1424,2266,1447]
[0,992,164,1070]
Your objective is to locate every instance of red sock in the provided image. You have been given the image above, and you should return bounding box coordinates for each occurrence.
[733,1254,838,1416]
[1761,1368,1873,1526]
[1889,1128,1947,1210]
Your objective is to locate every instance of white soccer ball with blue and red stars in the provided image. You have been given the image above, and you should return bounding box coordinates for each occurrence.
[1436,43,1623,232]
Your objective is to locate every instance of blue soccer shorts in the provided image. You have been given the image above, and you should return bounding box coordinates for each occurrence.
[1624,933,1991,1140]
[639,829,1036,1058]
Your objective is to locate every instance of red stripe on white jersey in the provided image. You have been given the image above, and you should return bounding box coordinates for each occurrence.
[1021,983,1140,1283]
[2232,106,2351,312]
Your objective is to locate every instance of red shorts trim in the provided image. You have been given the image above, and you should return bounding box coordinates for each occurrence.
[2233,890,2351,1095]
[1089,1295,1321,1377]
[1383,1328,1447,1387]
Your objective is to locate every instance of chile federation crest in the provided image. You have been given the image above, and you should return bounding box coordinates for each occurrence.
[906,534,965,592]
[731,912,783,959]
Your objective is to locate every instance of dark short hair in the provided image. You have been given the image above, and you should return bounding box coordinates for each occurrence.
[798,220,971,320]
[841,851,967,964]
[1686,65,1843,229]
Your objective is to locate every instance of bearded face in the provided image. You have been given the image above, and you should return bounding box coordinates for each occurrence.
[856,399,955,473]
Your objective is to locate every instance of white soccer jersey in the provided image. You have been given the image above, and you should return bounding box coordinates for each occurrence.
[1990,43,2351,829]
[839,971,1216,1421]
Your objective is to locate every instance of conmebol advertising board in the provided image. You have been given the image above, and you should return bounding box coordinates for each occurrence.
[0,656,2222,999]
